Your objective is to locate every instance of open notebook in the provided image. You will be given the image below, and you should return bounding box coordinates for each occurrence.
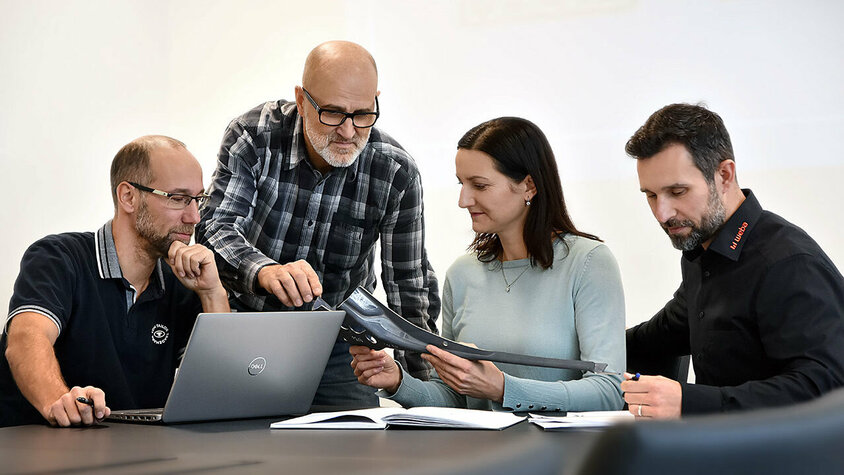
[271,407,525,430]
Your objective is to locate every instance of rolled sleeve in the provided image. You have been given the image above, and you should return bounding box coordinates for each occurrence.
[197,118,277,295]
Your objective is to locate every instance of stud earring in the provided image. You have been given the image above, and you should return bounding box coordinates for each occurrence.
[525,199,531,206]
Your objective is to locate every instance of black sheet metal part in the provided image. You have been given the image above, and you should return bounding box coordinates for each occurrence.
[313,287,608,373]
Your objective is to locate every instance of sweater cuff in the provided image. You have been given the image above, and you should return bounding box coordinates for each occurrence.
[375,365,420,406]
[680,382,723,414]
[501,373,566,412]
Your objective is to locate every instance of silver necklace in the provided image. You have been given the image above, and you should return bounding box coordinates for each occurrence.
[501,264,530,292]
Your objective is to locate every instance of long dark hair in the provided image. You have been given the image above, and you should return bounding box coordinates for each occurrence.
[458,117,600,269]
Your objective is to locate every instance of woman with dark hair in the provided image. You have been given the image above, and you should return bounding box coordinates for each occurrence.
[350,117,625,412]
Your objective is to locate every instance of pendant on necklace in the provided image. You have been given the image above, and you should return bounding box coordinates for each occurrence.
[505,286,511,293]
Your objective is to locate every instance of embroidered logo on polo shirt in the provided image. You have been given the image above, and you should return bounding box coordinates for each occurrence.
[151,324,170,345]
[729,221,749,250]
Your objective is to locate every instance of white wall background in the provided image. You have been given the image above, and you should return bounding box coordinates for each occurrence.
[2,0,842,332]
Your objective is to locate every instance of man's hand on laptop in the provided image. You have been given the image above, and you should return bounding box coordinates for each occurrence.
[44,385,110,427]
[258,261,323,307]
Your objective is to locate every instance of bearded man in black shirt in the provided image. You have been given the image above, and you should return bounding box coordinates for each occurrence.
[621,103,844,419]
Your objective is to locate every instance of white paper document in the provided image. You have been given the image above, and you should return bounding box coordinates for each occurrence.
[528,410,634,430]
[271,407,526,430]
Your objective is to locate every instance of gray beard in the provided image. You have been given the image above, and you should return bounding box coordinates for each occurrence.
[307,127,368,168]
[664,184,727,251]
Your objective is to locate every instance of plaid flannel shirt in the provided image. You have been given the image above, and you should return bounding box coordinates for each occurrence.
[197,100,439,379]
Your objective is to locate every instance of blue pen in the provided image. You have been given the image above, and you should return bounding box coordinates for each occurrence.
[632,372,640,381]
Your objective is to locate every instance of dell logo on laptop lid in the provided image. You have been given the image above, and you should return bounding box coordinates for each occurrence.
[248,357,267,376]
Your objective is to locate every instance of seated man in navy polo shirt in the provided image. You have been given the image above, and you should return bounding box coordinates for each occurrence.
[0,135,230,427]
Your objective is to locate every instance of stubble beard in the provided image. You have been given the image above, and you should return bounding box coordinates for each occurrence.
[135,199,193,258]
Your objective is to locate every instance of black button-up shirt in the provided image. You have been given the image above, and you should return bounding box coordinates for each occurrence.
[627,190,844,414]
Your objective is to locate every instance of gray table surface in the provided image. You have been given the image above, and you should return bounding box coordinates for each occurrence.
[0,415,603,474]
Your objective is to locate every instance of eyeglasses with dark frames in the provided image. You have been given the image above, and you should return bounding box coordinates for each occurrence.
[128,182,210,210]
[301,87,380,128]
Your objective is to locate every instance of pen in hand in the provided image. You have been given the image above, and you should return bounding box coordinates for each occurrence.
[76,396,105,421]
[632,372,640,381]
[76,396,94,407]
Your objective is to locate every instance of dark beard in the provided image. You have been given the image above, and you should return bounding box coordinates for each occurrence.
[135,200,192,257]
[663,184,727,251]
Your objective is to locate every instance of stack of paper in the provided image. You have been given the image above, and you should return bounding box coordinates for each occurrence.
[528,411,634,430]
[271,407,525,430]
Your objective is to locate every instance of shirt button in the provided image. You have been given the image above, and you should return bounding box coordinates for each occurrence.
[516,403,521,408]
[698,311,705,319]
[308,220,314,227]
[540,406,547,411]
[704,271,710,277]
[528,405,534,409]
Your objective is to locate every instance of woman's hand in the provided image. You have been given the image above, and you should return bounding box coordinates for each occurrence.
[422,344,505,402]
[349,346,402,394]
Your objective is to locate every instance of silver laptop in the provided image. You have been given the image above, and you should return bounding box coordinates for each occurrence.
[108,310,344,424]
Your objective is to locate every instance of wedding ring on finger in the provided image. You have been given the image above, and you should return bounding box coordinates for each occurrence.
[638,404,643,416]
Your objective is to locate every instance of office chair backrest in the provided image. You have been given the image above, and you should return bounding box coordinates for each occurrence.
[577,387,844,475]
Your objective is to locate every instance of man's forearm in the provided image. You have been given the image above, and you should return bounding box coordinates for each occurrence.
[6,333,69,417]
[197,286,231,313]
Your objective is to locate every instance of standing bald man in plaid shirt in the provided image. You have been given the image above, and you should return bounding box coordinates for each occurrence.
[197,41,439,406]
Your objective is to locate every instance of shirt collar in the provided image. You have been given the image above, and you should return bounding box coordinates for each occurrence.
[285,112,308,171]
[687,188,762,262]
[94,220,165,288]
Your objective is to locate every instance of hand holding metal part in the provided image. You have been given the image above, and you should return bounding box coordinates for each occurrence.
[315,287,608,373]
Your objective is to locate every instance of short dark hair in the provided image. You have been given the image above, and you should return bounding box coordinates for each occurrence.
[458,117,600,269]
[625,103,734,183]
[110,135,185,206]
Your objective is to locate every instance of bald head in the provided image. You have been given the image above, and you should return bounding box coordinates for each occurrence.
[110,135,187,206]
[302,41,378,90]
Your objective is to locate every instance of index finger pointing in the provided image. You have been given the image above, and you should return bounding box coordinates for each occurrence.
[307,270,322,298]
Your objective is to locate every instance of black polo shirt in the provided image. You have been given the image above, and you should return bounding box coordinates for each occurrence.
[0,221,200,427]
[627,189,844,414]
